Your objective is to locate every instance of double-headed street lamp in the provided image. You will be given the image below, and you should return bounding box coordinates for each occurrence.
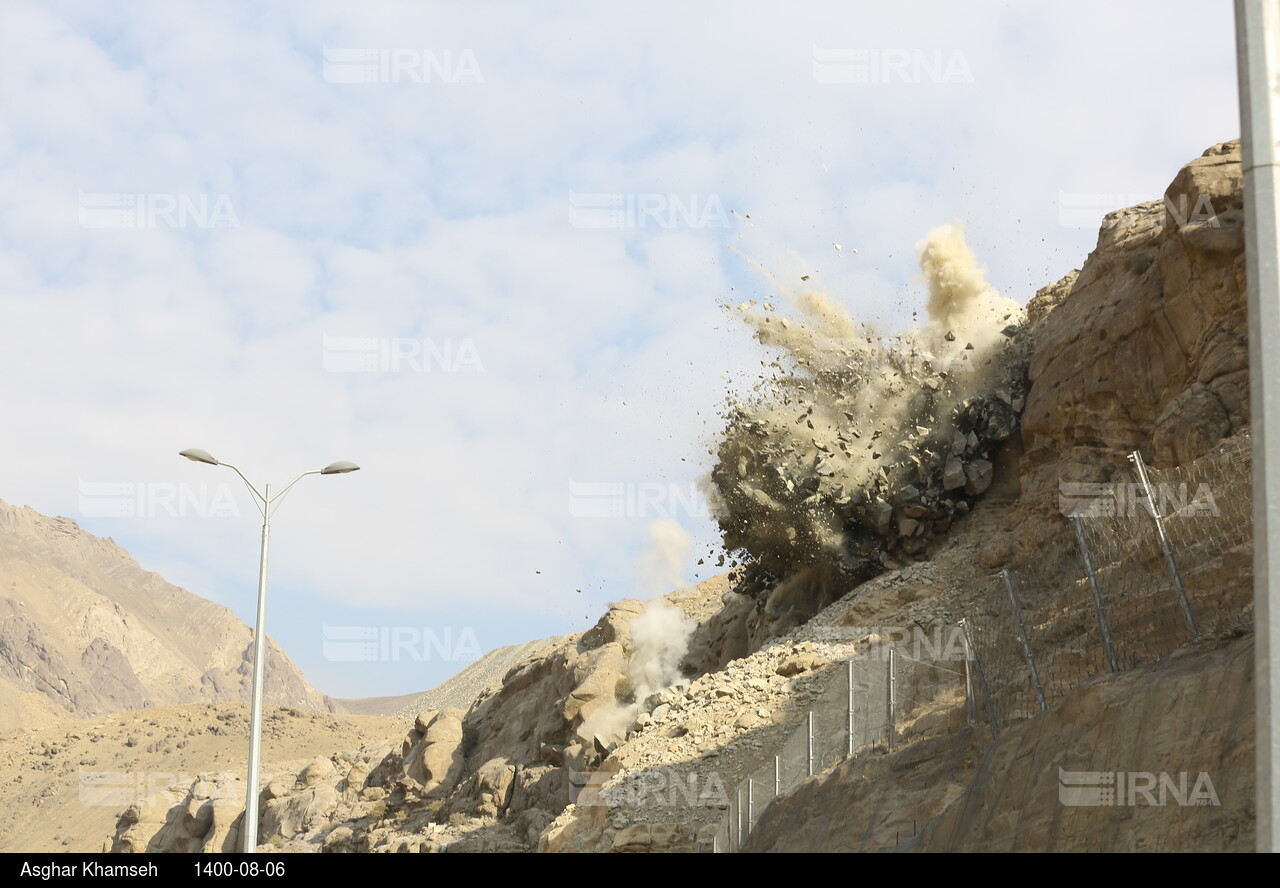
[179,448,359,853]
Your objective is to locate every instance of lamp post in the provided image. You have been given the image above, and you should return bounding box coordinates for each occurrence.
[179,448,359,853]
[1236,0,1280,852]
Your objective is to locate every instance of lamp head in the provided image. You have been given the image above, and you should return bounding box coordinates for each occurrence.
[321,461,360,475]
[179,448,220,466]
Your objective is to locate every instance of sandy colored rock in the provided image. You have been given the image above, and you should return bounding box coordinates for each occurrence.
[1020,140,1247,541]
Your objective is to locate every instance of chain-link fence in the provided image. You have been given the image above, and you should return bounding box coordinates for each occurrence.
[1144,434,1254,640]
[712,638,971,852]
[711,433,1254,851]
[974,434,1255,735]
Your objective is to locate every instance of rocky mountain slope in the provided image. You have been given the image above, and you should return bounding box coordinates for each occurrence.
[0,500,335,730]
[746,635,1252,852]
[44,138,1258,854]
[1016,141,1247,539]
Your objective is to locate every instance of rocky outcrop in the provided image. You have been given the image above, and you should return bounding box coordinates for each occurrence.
[111,743,398,853]
[110,582,728,853]
[1020,141,1247,530]
[400,708,466,796]
[111,774,244,854]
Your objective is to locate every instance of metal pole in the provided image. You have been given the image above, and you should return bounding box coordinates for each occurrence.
[180,455,355,853]
[1072,514,1120,672]
[1129,451,1200,641]
[807,711,814,776]
[729,794,736,852]
[243,484,270,853]
[774,755,780,798]
[959,621,975,727]
[887,648,896,752]
[1001,570,1047,712]
[747,779,754,833]
[847,658,855,757]
[1237,0,1280,852]
[736,787,742,850]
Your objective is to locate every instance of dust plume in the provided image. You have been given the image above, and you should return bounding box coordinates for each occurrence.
[918,222,1023,353]
[577,520,696,749]
[625,600,695,697]
[634,517,693,598]
[707,223,1031,600]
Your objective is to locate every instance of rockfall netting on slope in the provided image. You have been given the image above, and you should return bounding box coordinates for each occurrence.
[711,433,1254,851]
[969,433,1253,732]
[712,638,971,852]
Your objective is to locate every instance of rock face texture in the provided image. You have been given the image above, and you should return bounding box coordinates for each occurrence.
[748,636,1252,852]
[742,729,985,852]
[0,500,334,729]
[1020,141,1247,523]
[115,580,732,852]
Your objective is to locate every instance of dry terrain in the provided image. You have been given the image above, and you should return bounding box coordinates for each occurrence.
[0,703,402,853]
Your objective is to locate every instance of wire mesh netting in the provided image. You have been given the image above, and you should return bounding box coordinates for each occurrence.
[713,436,1254,851]
[1144,434,1253,640]
[715,639,971,851]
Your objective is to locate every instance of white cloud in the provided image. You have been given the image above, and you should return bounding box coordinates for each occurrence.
[0,0,1241,694]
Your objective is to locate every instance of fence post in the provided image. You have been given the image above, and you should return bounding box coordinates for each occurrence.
[1072,513,1120,672]
[747,778,754,835]
[887,647,896,752]
[847,658,855,757]
[959,620,975,727]
[732,793,742,854]
[960,617,999,738]
[736,787,743,850]
[1001,569,1048,712]
[774,755,780,798]
[807,711,815,776]
[1129,450,1200,642]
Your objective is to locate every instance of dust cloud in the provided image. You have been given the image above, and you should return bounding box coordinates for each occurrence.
[577,519,696,749]
[707,222,1030,598]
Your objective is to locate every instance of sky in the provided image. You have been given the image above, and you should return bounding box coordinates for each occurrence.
[0,0,1242,698]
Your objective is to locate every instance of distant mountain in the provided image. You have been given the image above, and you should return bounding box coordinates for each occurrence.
[0,499,334,732]
[329,638,565,717]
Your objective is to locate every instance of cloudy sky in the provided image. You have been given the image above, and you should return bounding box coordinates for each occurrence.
[0,1,1241,697]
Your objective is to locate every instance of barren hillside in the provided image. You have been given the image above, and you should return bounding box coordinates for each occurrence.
[0,501,335,730]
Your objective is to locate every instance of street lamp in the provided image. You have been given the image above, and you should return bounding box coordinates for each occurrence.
[179,448,359,853]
